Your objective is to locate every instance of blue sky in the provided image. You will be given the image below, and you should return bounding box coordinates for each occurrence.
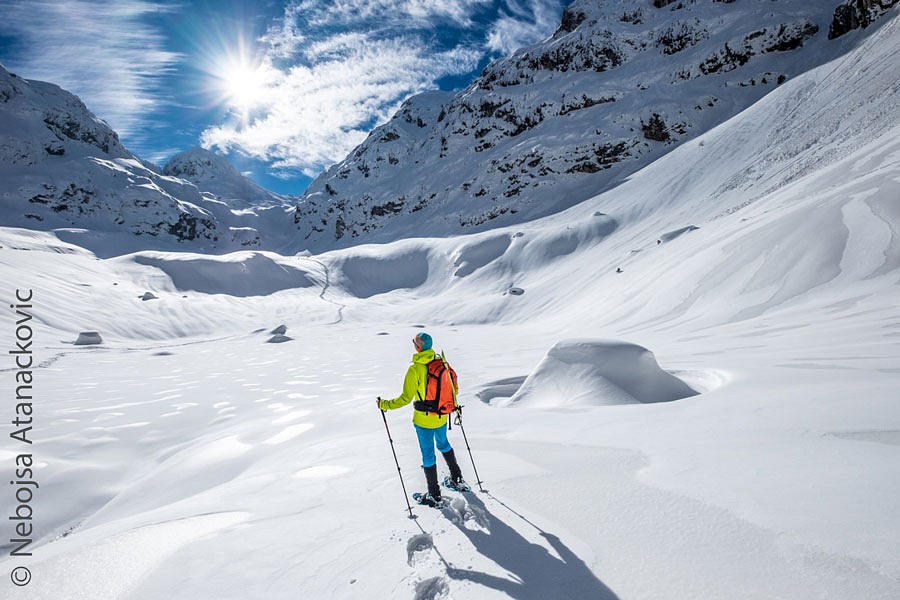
[0,0,569,195]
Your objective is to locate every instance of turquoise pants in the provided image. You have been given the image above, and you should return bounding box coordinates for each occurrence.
[414,423,452,468]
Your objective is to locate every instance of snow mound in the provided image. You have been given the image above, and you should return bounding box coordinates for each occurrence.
[506,339,698,408]
[520,214,618,263]
[129,252,316,297]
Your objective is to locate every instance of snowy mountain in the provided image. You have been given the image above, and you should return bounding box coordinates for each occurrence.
[293,0,898,251]
[0,4,899,599]
[163,147,283,210]
[0,66,295,256]
[162,147,299,251]
[0,64,218,253]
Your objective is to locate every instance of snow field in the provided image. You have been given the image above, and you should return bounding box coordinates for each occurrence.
[1,11,900,599]
[1,308,897,599]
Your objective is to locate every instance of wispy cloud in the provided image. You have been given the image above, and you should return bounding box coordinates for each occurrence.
[204,0,565,178]
[1,0,180,143]
[285,0,493,28]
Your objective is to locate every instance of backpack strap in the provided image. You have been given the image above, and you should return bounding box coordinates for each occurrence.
[413,400,440,413]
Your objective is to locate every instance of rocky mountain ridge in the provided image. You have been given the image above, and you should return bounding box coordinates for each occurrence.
[1,0,895,256]
[293,0,899,251]
[0,66,294,256]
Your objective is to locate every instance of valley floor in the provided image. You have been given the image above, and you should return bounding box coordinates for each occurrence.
[1,278,898,599]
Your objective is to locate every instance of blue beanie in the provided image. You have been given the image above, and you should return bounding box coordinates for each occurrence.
[413,332,433,351]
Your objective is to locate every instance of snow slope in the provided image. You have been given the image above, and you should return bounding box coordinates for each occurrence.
[1,6,900,600]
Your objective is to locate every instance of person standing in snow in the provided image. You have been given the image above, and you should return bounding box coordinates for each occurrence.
[377,332,466,506]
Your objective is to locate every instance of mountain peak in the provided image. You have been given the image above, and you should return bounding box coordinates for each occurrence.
[164,147,243,181]
[163,147,286,208]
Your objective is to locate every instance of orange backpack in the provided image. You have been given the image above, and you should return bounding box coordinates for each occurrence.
[414,353,459,415]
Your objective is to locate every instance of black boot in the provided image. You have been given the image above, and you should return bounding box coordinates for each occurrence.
[423,464,441,502]
[442,449,463,484]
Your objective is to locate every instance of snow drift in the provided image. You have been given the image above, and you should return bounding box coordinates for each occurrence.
[129,251,317,297]
[505,339,699,407]
[328,244,431,298]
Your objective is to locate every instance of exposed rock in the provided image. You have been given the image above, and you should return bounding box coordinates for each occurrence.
[285,0,894,252]
[74,331,102,346]
[698,21,818,76]
[828,0,899,39]
[655,19,709,55]
[556,6,587,35]
[267,334,293,343]
[642,113,671,143]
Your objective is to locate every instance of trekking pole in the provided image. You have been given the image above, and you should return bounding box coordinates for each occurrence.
[454,410,485,492]
[380,408,415,518]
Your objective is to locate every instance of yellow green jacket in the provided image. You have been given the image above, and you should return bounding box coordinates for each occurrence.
[379,349,448,429]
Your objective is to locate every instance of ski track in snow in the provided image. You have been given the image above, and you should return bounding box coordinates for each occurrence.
[299,255,346,325]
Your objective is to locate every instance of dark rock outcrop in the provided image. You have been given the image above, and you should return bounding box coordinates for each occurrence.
[828,0,899,39]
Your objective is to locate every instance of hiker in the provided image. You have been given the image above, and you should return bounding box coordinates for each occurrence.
[377,332,466,506]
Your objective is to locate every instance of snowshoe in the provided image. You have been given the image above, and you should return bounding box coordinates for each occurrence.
[442,475,472,493]
[412,492,448,508]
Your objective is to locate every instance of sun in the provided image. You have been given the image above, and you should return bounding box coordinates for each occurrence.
[206,37,276,122]
[220,58,270,111]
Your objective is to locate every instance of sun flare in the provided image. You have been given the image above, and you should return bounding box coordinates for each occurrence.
[222,63,266,109]
[207,38,277,121]
[220,59,270,110]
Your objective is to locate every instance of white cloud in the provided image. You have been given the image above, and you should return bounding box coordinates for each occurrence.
[206,0,565,178]
[302,32,371,61]
[260,2,309,59]
[1,0,181,143]
[286,0,493,28]
[486,0,562,56]
[201,37,481,176]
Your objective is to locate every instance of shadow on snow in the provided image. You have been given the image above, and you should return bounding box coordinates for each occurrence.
[443,492,619,600]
